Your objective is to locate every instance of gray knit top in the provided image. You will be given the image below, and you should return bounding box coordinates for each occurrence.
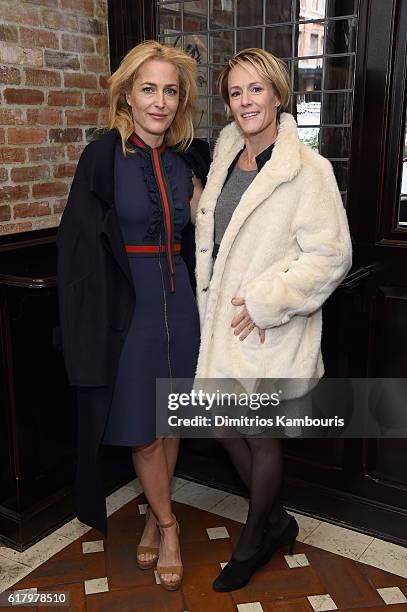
[214,163,257,249]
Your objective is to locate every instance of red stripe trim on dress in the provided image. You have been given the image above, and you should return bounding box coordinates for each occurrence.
[152,147,174,291]
[125,244,181,253]
[129,133,166,153]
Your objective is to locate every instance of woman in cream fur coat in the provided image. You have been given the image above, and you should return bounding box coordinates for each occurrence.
[194,48,352,592]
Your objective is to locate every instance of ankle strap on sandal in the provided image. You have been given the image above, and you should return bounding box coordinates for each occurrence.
[158,514,177,529]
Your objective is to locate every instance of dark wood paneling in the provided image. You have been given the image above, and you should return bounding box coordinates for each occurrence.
[371,286,407,376]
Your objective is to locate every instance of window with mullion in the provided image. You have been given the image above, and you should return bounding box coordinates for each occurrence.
[157,0,359,203]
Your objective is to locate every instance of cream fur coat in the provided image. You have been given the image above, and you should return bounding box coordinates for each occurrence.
[194,112,352,397]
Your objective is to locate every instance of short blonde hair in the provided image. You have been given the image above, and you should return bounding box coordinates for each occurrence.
[108,40,198,154]
[218,48,291,117]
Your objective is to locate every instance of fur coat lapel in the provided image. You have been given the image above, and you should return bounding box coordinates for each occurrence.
[196,112,302,317]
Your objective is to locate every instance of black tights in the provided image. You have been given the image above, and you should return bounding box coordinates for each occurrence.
[215,434,289,560]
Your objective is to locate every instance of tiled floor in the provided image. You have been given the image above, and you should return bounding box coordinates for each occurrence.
[1,478,407,611]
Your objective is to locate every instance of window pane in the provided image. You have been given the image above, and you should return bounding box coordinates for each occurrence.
[295,93,322,125]
[297,22,325,57]
[210,0,234,29]
[293,58,323,92]
[325,0,357,17]
[195,127,209,139]
[184,34,208,64]
[158,1,182,7]
[322,92,352,124]
[210,31,234,63]
[299,0,325,20]
[320,126,350,157]
[237,0,263,27]
[298,126,320,151]
[324,18,357,55]
[184,0,208,16]
[159,5,182,35]
[323,55,355,90]
[194,96,209,128]
[265,25,292,59]
[159,33,183,48]
[212,95,227,126]
[211,64,224,95]
[265,0,292,24]
[331,160,349,191]
[197,65,209,96]
[237,28,262,51]
[183,2,208,32]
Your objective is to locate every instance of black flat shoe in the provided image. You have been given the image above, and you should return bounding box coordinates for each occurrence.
[212,543,268,592]
[261,514,299,564]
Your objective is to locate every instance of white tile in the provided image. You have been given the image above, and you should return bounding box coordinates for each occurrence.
[171,476,189,493]
[55,517,91,541]
[237,603,264,612]
[82,540,104,554]
[377,587,407,604]
[0,533,72,571]
[106,486,137,517]
[210,493,248,523]
[138,503,148,515]
[154,569,161,584]
[359,539,407,579]
[84,577,109,595]
[171,481,229,511]
[284,553,310,568]
[220,561,228,569]
[304,521,374,561]
[291,511,322,542]
[307,594,338,611]
[13,587,38,595]
[0,555,33,593]
[122,478,143,496]
[206,526,230,540]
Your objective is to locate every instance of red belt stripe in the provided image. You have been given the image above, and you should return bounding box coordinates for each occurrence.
[125,244,181,254]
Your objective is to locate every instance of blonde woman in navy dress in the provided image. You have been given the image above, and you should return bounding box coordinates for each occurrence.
[58,41,207,592]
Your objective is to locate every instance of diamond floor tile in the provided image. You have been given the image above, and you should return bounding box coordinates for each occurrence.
[6,491,407,612]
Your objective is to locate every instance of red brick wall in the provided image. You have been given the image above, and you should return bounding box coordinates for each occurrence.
[0,0,109,235]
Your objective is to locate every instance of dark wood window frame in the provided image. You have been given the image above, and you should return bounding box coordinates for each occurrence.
[107,0,157,73]
[348,0,407,249]
[380,0,407,241]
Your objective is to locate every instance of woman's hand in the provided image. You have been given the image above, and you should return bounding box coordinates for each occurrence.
[231,297,265,343]
[189,175,203,225]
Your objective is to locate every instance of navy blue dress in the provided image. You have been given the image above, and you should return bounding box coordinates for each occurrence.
[101,141,200,446]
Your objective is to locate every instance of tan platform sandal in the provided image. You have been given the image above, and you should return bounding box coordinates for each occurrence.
[136,506,159,570]
[156,514,183,591]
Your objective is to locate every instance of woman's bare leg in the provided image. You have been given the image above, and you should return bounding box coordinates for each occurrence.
[132,437,181,584]
[162,436,180,479]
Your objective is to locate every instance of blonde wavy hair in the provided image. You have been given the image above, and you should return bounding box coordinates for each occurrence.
[108,40,198,154]
[218,48,291,119]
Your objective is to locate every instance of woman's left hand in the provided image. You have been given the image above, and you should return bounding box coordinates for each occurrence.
[231,297,265,343]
